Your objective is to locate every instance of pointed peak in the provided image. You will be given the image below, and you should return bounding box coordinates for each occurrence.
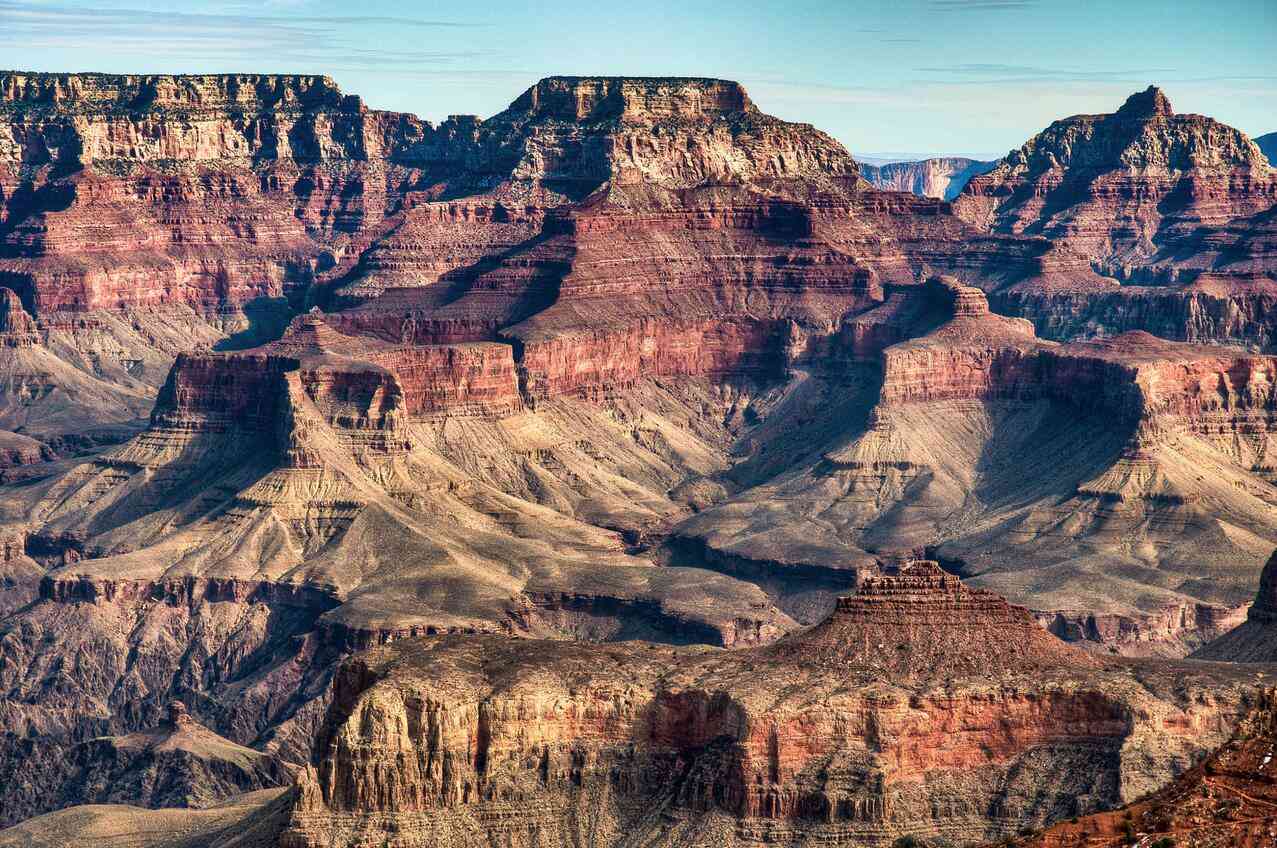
[1117,85,1174,119]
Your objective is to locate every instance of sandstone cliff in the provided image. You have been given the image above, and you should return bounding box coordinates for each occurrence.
[955,86,1277,348]
[1006,687,1277,848]
[674,276,1277,652]
[860,156,996,201]
[280,564,1255,848]
[2,71,1277,843]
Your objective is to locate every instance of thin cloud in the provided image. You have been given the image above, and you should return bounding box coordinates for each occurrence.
[929,0,1038,9]
[914,63,1179,83]
[0,0,493,72]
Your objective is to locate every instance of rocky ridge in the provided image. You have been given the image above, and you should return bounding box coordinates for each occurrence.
[1,73,1277,840]
[674,275,1277,651]
[279,563,1253,848]
[956,86,1277,347]
[1004,687,1277,848]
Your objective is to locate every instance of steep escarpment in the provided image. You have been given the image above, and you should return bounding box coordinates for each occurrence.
[860,157,996,201]
[4,71,1277,843]
[956,86,1277,348]
[0,307,812,821]
[955,86,1275,260]
[1007,687,1277,848]
[674,277,1277,652]
[280,564,1252,848]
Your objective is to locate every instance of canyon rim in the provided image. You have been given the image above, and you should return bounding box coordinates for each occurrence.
[0,2,1276,846]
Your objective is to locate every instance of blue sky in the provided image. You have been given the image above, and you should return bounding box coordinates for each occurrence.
[1,0,1273,160]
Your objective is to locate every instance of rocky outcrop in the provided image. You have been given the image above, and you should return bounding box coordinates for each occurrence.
[955,86,1277,350]
[675,276,1277,653]
[0,702,293,825]
[860,157,996,201]
[280,566,1252,848]
[0,288,37,348]
[955,86,1275,259]
[1009,687,1277,848]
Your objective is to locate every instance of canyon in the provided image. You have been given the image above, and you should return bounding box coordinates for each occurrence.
[0,70,1276,846]
[860,157,995,201]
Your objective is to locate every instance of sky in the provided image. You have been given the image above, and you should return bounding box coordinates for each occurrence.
[1,0,1274,160]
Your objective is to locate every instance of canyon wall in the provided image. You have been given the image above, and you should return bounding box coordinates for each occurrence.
[860,156,995,201]
[281,564,1250,848]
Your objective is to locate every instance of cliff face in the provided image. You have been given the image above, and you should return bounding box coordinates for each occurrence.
[280,564,1252,848]
[955,86,1274,257]
[860,157,996,201]
[1253,131,1276,165]
[675,276,1277,653]
[1009,688,1277,848]
[3,72,1277,842]
[954,86,1277,348]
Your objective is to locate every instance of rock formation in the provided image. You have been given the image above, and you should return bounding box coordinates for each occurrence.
[0,702,293,826]
[1,71,1277,843]
[279,564,1253,848]
[674,275,1277,651]
[955,86,1277,347]
[1006,687,1277,848]
[1192,549,1277,662]
[860,156,996,200]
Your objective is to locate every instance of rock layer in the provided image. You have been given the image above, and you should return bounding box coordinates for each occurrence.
[860,156,996,201]
[280,565,1254,848]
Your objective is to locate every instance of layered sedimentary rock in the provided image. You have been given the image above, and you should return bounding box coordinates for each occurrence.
[674,276,1277,651]
[860,156,996,201]
[1256,131,1276,165]
[4,71,1277,841]
[1009,687,1277,848]
[0,702,292,825]
[280,563,1253,848]
[955,86,1275,262]
[956,87,1277,347]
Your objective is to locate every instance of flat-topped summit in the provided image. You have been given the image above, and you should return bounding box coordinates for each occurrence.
[506,75,755,123]
[0,71,349,114]
[767,560,1094,679]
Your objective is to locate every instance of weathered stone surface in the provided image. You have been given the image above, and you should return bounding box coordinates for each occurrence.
[1008,687,1277,848]
[675,276,1277,652]
[956,86,1277,348]
[3,72,1277,845]
[278,565,1253,847]
[860,156,996,200]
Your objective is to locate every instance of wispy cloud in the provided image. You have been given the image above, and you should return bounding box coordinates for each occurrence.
[928,0,1038,9]
[914,63,1180,83]
[0,1,490,71]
